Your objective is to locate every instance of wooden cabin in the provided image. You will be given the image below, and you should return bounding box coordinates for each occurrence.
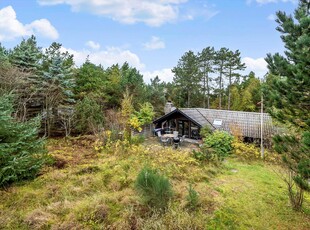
[153,107,275,140]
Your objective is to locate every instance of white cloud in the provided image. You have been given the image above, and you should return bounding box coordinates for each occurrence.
[37,0,218,26]
[26,19,59,40]
[38,0,186,26]
[242,57,268,78]
[85,40,101,50]
[0,6,30,41]
[0,6,58,41]
[143,36,165,50]
[61,46,145,70]
[142,68,174,83]
[61,45,174,83]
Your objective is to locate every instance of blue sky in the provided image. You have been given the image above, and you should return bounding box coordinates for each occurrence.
[0,0,297,83]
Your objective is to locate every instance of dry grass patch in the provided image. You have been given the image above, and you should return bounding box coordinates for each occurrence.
[0,137,309,229]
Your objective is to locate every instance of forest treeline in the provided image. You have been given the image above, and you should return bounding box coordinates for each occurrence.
[0,0,309,210]
[0,36,262,136]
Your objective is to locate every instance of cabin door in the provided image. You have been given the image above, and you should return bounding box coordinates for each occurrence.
[178,120,189,137]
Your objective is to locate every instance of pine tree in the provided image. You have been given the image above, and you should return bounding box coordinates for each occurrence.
[120,62,146,107]
[42,48,75,136]
[0,44,14,95]
[75,60,107,100]
[105,64,123,108]
[264,0,310,210]
[172,51,200,107]
[0,94,46,187]
[224,50,245,110]
[214,48,229,109]
[9,36,43,121]
[239,72,261,112]
[0,43,9,65]
[42,42,74,72]
[198,47,215,108]
[265,0,310,129]
[147,76,167,116]
[9,35,42,73]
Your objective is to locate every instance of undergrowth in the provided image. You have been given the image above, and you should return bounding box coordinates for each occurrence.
[0,136,309,229]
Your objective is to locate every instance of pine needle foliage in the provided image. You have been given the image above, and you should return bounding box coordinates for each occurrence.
[0,94,47,187]
[186,184,200,210]
[135,166,173,211]
[264,0,310,211]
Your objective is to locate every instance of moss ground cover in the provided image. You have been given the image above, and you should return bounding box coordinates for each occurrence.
[0,136,309,229]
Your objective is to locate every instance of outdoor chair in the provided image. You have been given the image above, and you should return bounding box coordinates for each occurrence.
[173,137,180,149]
[161,136,171,146]
[179,135,186,146]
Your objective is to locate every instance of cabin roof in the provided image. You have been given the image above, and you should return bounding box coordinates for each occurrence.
[153,108,275,138]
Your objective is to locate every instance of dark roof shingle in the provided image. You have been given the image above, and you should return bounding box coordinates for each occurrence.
[180,108,274,138]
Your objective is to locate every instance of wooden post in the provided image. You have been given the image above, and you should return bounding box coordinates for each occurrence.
[261,91,264,159]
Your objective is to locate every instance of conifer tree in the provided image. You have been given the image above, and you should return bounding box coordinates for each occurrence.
[9,36,43,121]
[265,0,310,129]
[264,0,310,210]
[224,50,245,110]
[120,62,146,107]
[0,44,9,65]
[74,60,106,100]
[214,48,229,109]
[147,76,166,116]
[0,94,46,187]
[198,47,215,108]
[9,35,41,73]
[42,45,75,136]
[172,51,200,107]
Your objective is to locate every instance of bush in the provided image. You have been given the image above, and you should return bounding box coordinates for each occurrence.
[232,138,261,159]
[0,94,47,187]
[192,148,214,162]
[186,184,200,210]
[135,166,173,211]
[75,96,104,134]
[232,138,281,163]
[130,135,145,145]
[199,125,212,139]
[195,131,233,162]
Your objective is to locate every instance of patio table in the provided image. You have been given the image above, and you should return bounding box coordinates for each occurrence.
[162,134,179,146]
[162,134,174,138]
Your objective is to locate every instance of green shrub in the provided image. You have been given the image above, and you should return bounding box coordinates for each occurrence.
[196,131,233,162]
[0,94,47,187]
[135,166,173,211]
[186,184,199,210]
[130,135,145,145]
[75,96,104,134]
[192,149,212,162]
[200,125,212,139]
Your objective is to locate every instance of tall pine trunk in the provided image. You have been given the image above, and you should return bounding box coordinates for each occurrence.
[207,72,210,109]
[219,67,223,109]
[203,74,206,108]
[228,67,232,110]
[187,90,191,107]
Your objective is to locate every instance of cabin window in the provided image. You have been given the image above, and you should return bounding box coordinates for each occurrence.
[213,119,222,126]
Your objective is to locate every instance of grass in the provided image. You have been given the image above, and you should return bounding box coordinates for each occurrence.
[0,136,309,229]
[208,159,310,230]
